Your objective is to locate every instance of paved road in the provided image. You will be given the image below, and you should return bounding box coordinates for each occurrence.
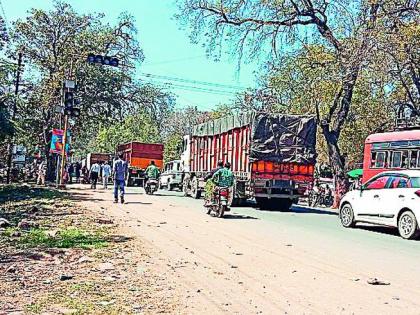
[71,185,420,314]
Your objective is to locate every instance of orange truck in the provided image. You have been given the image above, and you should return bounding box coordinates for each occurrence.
[116,142,164,186]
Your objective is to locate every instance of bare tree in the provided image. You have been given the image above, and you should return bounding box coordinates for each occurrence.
[176,0,419,205]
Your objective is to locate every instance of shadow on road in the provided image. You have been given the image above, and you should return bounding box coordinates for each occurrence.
[224,214,259,220]
[355,224,420,241]
[291,205,338,216]
[124,202,152,205]
[68,193,105,203]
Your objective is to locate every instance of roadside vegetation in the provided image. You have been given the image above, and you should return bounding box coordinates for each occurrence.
[0,184,180,314]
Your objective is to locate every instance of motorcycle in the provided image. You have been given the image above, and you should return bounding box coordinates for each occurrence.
[145,178,159,195]
[204,186,230,218]
[308,187,333,208]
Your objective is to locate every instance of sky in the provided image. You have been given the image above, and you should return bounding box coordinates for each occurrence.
[1,0,259,111]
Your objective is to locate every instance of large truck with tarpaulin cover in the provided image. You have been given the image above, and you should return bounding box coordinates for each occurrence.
[116,142,164,187]
[181,112,317,210]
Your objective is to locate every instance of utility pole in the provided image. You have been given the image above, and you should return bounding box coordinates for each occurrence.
[58,60,74,187]
[6,51,23,184]
[59,115,68,186]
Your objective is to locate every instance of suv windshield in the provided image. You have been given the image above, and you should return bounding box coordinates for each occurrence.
[410,177,420,188]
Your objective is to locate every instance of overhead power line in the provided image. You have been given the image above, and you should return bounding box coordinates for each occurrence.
[141,78,239,96]
[138,72,246,91]
[142,55,207,66]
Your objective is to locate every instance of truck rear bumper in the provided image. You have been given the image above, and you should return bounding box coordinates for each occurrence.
[254,193,299,200]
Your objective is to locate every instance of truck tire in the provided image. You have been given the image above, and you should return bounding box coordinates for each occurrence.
[191,177,201,199]
[256,197,270,210]
[182,180,189,197]
[278,199,293,211]
[126,176,133,187]
[168,182,174,191]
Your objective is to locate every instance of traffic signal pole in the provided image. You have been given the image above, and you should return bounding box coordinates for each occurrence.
[58,60,73,187]
[59,114,68,185]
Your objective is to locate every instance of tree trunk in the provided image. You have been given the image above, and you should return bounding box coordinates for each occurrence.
[321,126,349,209]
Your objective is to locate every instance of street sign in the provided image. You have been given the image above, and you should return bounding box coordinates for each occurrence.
[65,80,75,89]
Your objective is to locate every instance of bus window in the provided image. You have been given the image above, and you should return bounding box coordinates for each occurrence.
[370,152,377,168]
[402,151,409,168]
[392,151,402,168]
[375,152,386,168]
[411,150,419,168]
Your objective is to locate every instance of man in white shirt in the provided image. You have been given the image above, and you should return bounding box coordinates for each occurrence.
[102,161,111,189]
[90,162,100,189]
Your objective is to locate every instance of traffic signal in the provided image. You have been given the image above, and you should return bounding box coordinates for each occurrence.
[64,91,74,109]
[87,53,119,67]
[63,88,81,118]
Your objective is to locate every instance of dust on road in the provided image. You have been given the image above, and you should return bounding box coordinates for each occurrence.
[70,185,420,315]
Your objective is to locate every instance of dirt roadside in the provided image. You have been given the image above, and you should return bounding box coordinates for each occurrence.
[0,185,181,315]
[70,185,420,315]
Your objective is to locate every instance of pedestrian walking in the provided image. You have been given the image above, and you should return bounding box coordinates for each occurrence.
[90,161,100,189]
[67,163,74,184]
[37,159,47,186]
[75,162,81,183]
[113,154,127,204]
[102,161,111,189]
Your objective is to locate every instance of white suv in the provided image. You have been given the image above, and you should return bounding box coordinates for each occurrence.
[159,160,183,191]
[339,170,420,239]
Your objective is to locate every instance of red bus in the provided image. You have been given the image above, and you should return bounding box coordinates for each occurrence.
[362,129,420,183]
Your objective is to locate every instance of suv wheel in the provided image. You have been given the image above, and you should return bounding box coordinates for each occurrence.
[340,204,355,228]
[398,211,420,240]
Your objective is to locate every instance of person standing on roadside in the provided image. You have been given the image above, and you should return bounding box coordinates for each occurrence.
[113,154,128,204]
[37,159,47,186]
[90,161,100,189]
[102,161,111,189]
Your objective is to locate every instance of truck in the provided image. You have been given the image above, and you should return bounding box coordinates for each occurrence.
[181,112,317,210]
[82,153,112,171]
[116,142,164,187]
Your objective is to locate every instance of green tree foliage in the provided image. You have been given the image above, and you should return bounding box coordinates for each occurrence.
[93,110,160,154]
[9,1,144,155]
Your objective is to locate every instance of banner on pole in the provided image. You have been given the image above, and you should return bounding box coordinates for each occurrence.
[50,129,71,154]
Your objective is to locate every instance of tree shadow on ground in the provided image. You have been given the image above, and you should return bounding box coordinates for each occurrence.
[0,185,64,203]
[0,233,135,264]
[67,193,106,203]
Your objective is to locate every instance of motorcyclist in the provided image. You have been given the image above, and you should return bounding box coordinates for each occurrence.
[145,161,160,189]
[204,160,224,205]
[205,160,224,181]
[325,184,332,199]
[212,162,234,189]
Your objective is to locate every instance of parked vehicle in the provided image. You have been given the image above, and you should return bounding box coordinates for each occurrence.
[83,153,112,171]
[308,188,333,208]
[144,178,159,195]
[308,178,334,208]
[116,142,163,187]
[159,160,182,191]
[205,187,230,218]
[181,112,317,210]
[362,129,420,184]
[339,170,420,239]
